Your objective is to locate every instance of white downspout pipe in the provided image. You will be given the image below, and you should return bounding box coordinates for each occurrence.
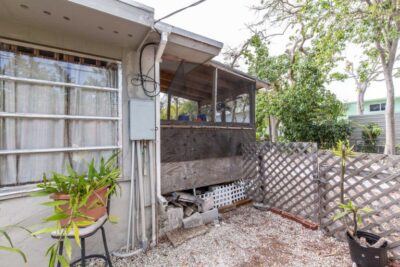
[148,141,156,246]
[155,31,169,208]
[127,142,136,251]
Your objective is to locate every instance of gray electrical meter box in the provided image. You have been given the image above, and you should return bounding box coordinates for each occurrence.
[129,99,156,140]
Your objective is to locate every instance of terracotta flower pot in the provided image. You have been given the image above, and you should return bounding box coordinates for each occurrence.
[50,186,108,227]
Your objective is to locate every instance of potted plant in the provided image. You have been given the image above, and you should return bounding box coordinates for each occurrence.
[332,140,388,267]
[31,153,120,267]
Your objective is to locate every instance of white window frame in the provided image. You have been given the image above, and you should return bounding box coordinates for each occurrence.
[0,40,123,196]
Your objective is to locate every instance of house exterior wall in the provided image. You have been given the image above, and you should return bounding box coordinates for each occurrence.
[349,113,400,146]
[0,26,157,267]
[345,98,400,116]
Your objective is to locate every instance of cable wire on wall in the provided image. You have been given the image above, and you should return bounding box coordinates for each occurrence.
[131,42,160,97]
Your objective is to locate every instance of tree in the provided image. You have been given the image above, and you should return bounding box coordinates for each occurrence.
[244,34,350,147]
[243,35,291,141]
[345,59,382,115]
[242,33,350,147]
[254,0,400,154]
[256,90,271,140]
[262,58,350,148]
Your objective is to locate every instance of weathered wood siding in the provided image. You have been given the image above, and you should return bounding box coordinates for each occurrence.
[161,123,255,192]
[161,156,244,193]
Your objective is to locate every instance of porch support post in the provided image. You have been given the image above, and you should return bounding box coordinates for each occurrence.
[250,82,256,126]
[212,67,218,122]
[167,93,171,120]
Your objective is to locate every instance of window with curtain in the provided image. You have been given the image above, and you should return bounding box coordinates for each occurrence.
[0,43,120,187]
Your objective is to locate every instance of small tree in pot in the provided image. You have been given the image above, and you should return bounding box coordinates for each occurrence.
[31,154,120,267]
[332,141,388,267]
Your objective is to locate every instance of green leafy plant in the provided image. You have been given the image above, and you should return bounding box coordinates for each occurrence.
[361,123,382,153]
[332,140,373,240]
[245,35,350,147]
[0,225,32,263]
[31,153,120,267]
[334,201,373,238]
[332,140,355,204]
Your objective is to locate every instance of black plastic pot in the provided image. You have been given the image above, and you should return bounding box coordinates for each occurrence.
[346,231,388,267]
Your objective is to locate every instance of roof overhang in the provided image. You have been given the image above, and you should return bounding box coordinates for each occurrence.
[154,22,223,64]
[208,61,270,89]
[0,0,154,55]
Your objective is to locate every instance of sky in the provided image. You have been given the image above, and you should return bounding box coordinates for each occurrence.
[140,0,400,103]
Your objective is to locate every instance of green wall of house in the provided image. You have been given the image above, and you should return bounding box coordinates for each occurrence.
[345,97,400,116]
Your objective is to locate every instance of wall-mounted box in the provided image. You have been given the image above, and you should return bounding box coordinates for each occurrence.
[129,98,156,140]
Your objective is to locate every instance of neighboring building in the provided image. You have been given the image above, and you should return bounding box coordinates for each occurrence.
[348,113,400,148]
[344,97,400,116]
[344,97,400,149]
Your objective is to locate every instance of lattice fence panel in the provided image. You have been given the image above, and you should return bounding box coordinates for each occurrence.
[243,142,400,258]
[242,142,319,222]
[319,150,400,259]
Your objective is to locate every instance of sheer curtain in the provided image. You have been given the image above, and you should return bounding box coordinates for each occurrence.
[0,49,118,186]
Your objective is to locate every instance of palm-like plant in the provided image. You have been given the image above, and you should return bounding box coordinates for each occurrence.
[332,140,373,240]
[31,153,120,267]
[334,201,372,237]
[331,140,355,204]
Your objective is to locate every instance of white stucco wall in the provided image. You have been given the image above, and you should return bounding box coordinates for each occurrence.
[0,23,157,267]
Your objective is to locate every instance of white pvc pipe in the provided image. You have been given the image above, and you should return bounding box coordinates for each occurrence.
[126,141,135,252]
[155,31,169,208]
[112,141,142,258]
[136,141,148,249]
[148,141,156,245]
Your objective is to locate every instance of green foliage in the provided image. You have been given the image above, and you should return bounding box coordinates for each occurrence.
[254,0,400,154]
[255,91,270,140]
[245,34,350,147]
[36,153,120,198]
[310,120,352,149]
[334,201,373,237]
[361,123,382,153]
[244,35,290,91]
[160,96,198,120]
[178,99,198,118]
[32,153,120,267]
[331,140,356,163]
[257,78,349,148]
[332,140,355,203]
[0,225,32,263]
[331,140,373,238]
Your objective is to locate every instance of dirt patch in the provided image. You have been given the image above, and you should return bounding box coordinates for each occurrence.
[96,205,352,267]
[241,236,291,267]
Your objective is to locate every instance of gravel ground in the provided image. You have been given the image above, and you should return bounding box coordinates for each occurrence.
[97,205,352,267]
